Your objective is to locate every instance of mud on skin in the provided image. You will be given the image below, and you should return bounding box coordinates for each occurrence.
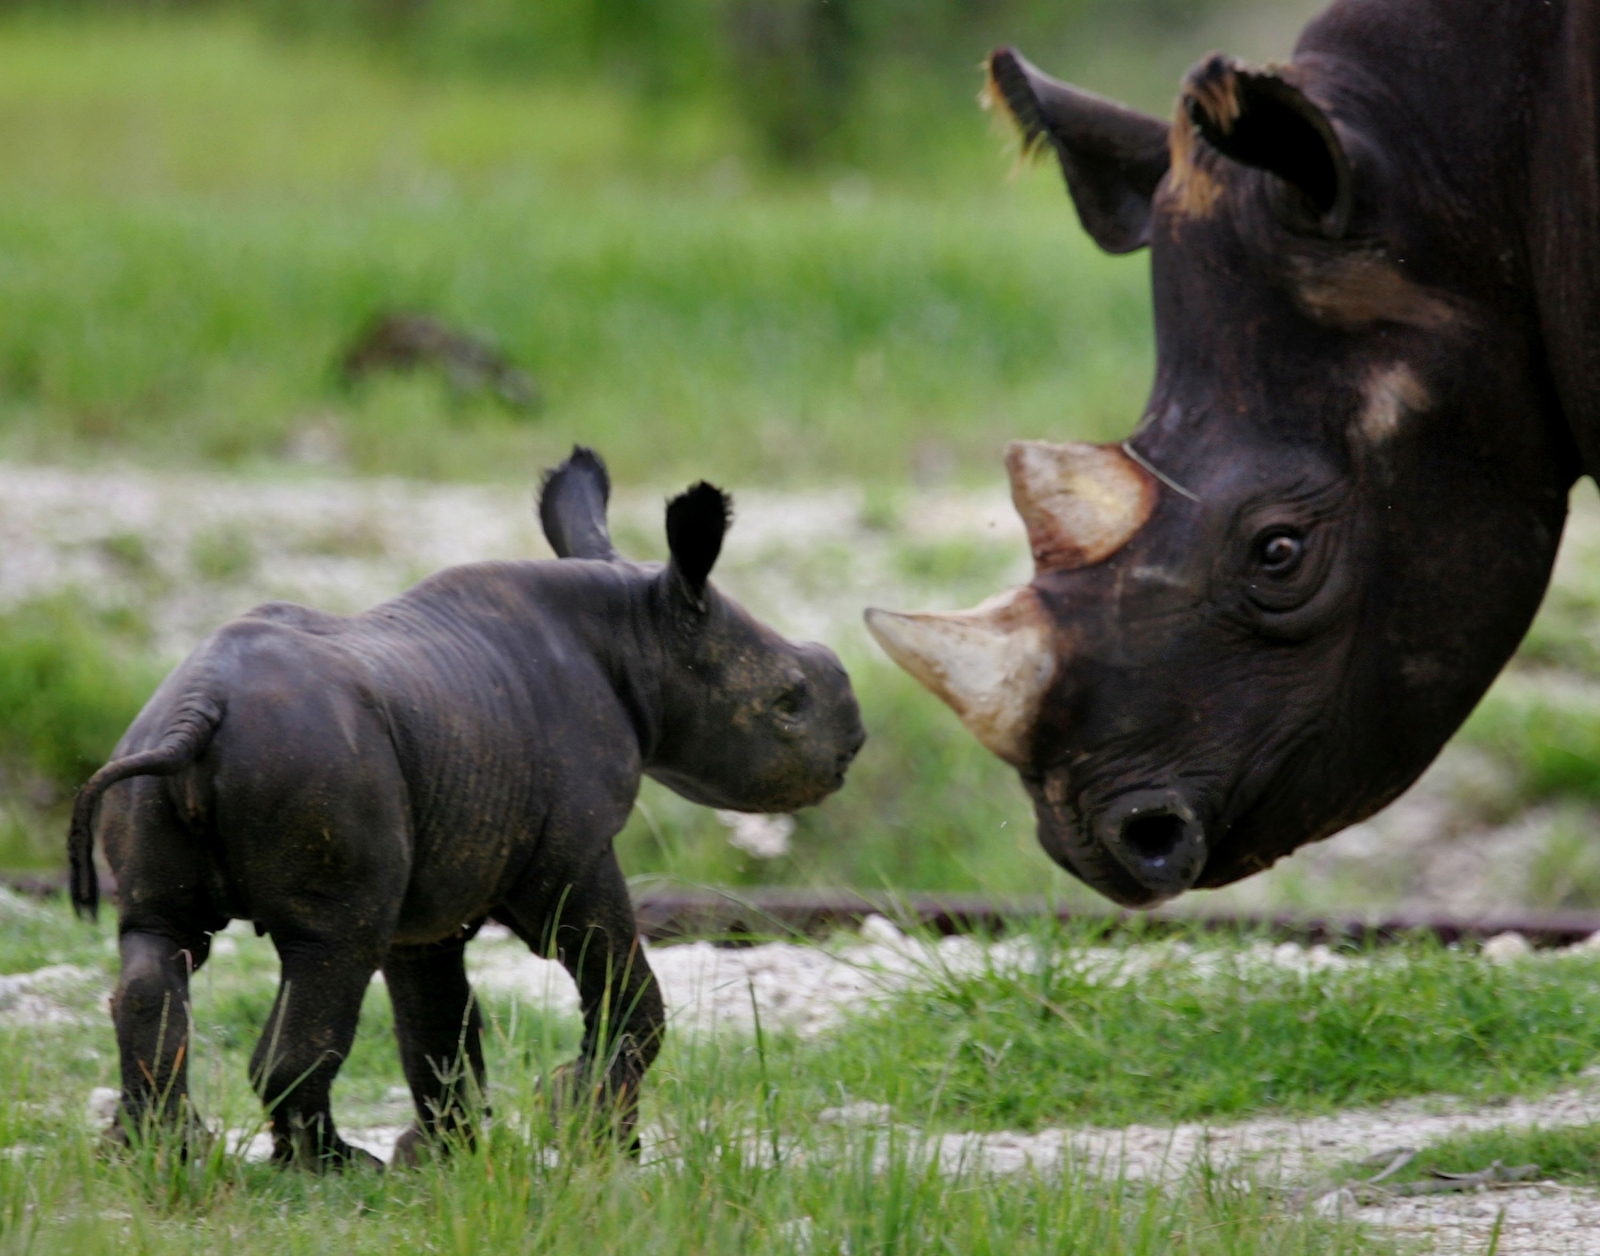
[69,445,864,1169]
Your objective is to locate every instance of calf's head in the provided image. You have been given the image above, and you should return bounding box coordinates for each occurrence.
[541,447,864,814]
[869,45,1577,906]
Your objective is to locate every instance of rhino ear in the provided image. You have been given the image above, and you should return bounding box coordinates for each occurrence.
[1181,54,1352,235]
[539,446,620,561]
[985,47,1171,254]
[665,481,731,609]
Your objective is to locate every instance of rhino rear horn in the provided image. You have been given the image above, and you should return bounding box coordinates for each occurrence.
[1005,440,1158,573]
[864,588,1055,766]
[539,446,619,561]
[984,47,1170,254]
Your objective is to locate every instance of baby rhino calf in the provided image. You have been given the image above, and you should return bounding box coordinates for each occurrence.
[70,447,864,1168]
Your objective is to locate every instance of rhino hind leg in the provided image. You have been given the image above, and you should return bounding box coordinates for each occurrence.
[383,935,486,1168]
[110,928,212,1154]
[103,777,222,1156]
[502,850,664,1151]
[250,929,386,1171]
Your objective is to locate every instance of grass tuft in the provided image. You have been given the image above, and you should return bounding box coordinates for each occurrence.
[822,924,1600,1129]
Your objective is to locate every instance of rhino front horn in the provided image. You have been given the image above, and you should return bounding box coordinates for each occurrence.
[864,588,1055,766]
[1005,440,1158,572]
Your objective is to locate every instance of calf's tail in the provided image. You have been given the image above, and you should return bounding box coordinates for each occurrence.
[69,698,222,922]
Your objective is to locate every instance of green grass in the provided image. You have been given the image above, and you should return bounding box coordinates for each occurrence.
[0,14,1151,488]
[0,597,163,869]
[1460,678,1600,807]
[2,1124,1387,1256]
[0,597,157,789]
[0,902,1436,1254]
[16,902,1600,1252]
[819,925,1600,1130]
[1367,1123,1600,1187]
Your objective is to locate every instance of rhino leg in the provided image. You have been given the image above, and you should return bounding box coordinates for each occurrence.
[383,934,486,1167]
[110,929,211,1151]
[104,777,220,1154]
[213,683,409,1170]
[250,928,386,1171]
[506,849,664,1150]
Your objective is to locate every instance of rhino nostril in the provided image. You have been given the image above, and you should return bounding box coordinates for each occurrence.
[1096,789,1207,898]
[1121,811,1189,860]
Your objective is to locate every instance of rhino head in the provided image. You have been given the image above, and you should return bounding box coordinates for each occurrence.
[869,39,1577,907]
[542,446,865,814]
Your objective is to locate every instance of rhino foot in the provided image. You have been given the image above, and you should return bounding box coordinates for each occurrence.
[270,1127,382,1173]
[388,1124,434,1170]
[539,1061,642,1155]
[101,1103,216,1164]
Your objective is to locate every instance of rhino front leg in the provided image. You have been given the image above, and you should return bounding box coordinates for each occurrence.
[508,850,664,1149]
[384,934,486,1168]
[251,929,385,1170]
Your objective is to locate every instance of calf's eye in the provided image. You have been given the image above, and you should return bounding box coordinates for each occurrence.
[1257,530,1304,573]
[773,682,808,718]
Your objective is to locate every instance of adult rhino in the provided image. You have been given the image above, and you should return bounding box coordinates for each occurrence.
[868,0,1598,906]
[71,448,864,1167]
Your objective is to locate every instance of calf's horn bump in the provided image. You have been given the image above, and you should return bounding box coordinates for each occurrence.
[1005,440,1157,572]
[864,588,1055,766]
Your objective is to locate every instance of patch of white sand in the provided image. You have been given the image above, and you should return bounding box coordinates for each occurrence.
[0,963,105,1026]
[466,916,1374,1041]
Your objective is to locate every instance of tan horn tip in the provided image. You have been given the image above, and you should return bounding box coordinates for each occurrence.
[863,592,1055,767]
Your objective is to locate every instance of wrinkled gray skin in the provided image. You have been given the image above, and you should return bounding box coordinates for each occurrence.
[69,447,864,1168]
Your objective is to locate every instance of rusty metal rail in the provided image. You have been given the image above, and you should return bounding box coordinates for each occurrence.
[628,887,1600,948]
[12,872,1600,948]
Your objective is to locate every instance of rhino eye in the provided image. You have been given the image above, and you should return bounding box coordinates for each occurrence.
[773,681,808,718]
[1256,530,1304,574]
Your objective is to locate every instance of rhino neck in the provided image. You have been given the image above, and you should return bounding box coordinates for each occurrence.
[1299,0,1599,473]
[512,559,675,762]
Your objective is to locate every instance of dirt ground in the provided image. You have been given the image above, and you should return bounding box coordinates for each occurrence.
[42,912,1600,1253]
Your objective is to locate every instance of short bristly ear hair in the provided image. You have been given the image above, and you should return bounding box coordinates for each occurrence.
[665,482,732,610]
[1181,54,1353,236]
[539,445,620,561]
[984,47,1171,254]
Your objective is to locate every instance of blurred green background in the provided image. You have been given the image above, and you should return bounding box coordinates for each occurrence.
[0,0,1312,485]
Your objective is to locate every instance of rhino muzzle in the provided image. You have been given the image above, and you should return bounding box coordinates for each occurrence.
[1094,788,1207,899]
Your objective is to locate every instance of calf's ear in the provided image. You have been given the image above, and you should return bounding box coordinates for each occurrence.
[539,445,620,560]
[1181,54,1352,235]
[985,47,1171,254]
[665,481,731,610]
